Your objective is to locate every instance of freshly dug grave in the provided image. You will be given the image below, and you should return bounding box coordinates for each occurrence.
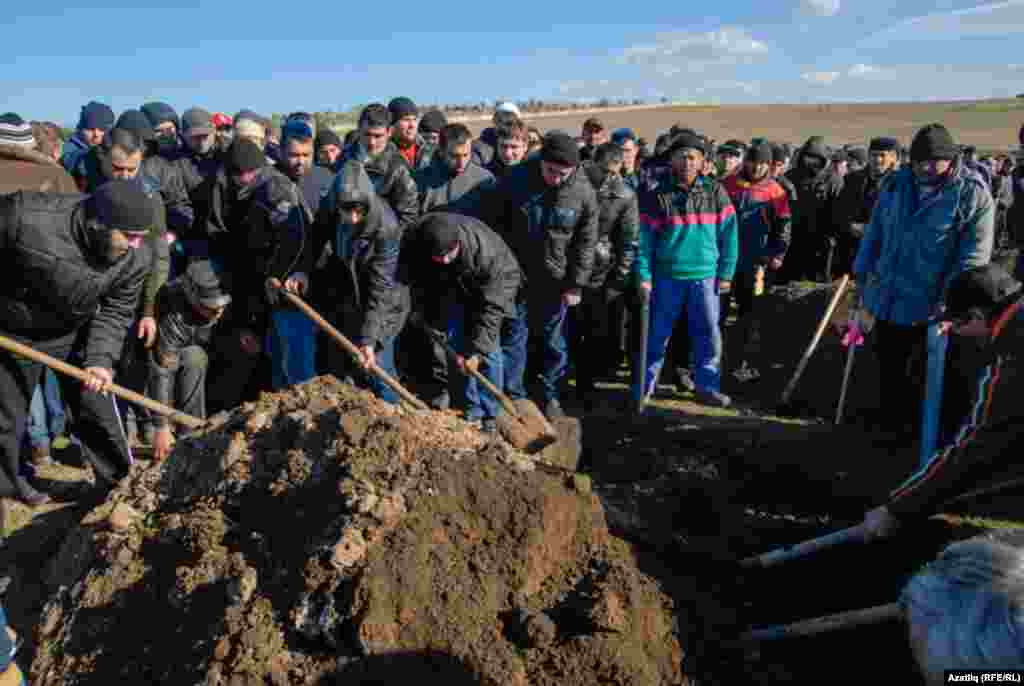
[30,376,683,686]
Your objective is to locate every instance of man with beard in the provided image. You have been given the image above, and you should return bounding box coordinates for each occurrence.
[484,119,528,182]
[148,260,231,462]
[780,136,844,283]
[338,104,419,233]
[495,132,598,419]
[0,180,153,503]
[388,97,434,172]
[569,143,639,408]
[416,123,496,218]
[141,102,183,160]
[852,124,994,437]
[199,139,311,411]
[315,128,344,170]
[832,137,900,278]
[313,160,408,404]
[61,101,114,173]
[722,142,791,381]
[417,110,447,148]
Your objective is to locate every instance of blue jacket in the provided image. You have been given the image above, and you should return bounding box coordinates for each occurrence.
[60,134,91,173]
[853,163,994,326]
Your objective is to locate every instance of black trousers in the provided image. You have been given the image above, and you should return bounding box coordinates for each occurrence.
[205,328,266,415]
[873,319,928,434]
[568,286,629,392]
[0,330,132,495]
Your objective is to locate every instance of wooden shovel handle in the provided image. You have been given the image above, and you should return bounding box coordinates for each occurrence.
[0,334,205,430]
[277,289,428,411]
[780,275,851,405]
[461,362,521,419]
[739,523,867,569]
[741,602,902,642]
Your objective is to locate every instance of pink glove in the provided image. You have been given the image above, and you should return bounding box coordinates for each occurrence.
[842,322,864,348]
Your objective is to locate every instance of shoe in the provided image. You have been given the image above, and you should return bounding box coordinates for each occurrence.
[544,399,565,420]
[31,445,54,468]
[481,418,498,434]
[14,476,51,507]
[429,392,451,411]
[674,368,697,394]
[696,389,732,408]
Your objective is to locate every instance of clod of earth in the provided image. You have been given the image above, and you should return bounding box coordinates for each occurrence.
[30,377,683,686]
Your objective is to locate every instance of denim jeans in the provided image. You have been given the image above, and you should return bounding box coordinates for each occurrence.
[448,305,503,421]
[27,369,65,449]
[638,276,722,397]
[268,309,318,390]
[501,301,529,401]
[325,334,400,406]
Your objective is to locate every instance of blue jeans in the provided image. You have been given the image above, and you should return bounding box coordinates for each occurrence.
[27,369,65,449]
[501,298,569,404]
[360,337,399,405]
[268,309,318,390]
[448,307,503,421]
[638,276,722,397]
[1016,252,1024,283]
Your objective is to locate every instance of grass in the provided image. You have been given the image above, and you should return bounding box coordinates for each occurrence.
[948,99,1024,114]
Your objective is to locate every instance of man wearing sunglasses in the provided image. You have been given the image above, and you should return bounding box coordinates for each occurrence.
[852,123,994,438]
[0,180,154,504]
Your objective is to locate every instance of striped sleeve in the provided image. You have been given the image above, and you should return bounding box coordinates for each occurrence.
[635,190,660,284]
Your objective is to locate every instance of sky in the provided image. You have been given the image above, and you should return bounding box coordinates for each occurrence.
[4,0,1024,124]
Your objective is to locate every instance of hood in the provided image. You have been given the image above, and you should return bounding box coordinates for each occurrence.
[140,102,180,131]
[798,136,829,164]
[0,143,60,168]
[333,159,380,231]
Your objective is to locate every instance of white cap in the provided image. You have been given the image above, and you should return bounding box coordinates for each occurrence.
[495,101,521,117]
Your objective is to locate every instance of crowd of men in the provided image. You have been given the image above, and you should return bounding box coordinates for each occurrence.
[0,92,1023,686]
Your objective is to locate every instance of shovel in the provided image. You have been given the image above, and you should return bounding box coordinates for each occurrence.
[420,325,557,454]
[632,287,651,414]
[740,602,902,645]
[779,274,851,407]
[0,334,205,431]
[273,285,428,411]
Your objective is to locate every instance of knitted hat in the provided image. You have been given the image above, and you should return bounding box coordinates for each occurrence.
[418,110,448,135]
[541,132,580,167]
[869,137,900,153]
[745,143,773,164]
[78,102,115,131]
[140,102,180,131]
[184,260,232,308]
[89,180,156,234]
[718,139,747,156]
[115,110,156,143]
[181,108,215,136]
[0,113,34,148]
[387,97,418,124]
[770,143,788,163]
[315,129,343,150]
[945,264,1022,322]
[421,214,462,257]
[910,124,957,163]
[611,128,638,145]
[666,131,707,157]
[227,138,266,174]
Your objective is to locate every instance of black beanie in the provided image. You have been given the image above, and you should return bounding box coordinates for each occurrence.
[227,138,266,174]
[945,264,1022,322]
[388,97,418,124]
[869,137,900,153]
[770,143,788,163]
[421,214,462,257]
[910,124,957,163]
[666,131,707,157]
[315,129,342,150]
[419,109,448,135]
[140,102,180,131]
[541,132,580,167]
[745,143,773,164]
[89,180,156,233]
[115,110,156,143]
[78,102,115,132]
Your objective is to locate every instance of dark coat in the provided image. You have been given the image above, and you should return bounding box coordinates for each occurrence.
[415,157,496,219]
[0,191,147,369]
[494,157,599,295]
[579,162,639,290]
[337,142,419,233]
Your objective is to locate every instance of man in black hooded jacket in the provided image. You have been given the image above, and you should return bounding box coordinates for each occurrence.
[313,159,408,403]
[780,136,844,283]
[0,181,152,503]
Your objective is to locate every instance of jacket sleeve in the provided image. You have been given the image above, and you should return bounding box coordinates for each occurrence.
[142,232,171,318]
[390,165,420,233]
[832,181,861,241]
[610,193,640,288]
[566,187,599,289]
[852,193,885,282]
[768,183,792,259]
[716,189,739,281]
[468,254,515,357]
[635,190,658,284]
[357,230,401,347]
[946,183,995,294]
[84,261,146,370]
[161,164,195,235]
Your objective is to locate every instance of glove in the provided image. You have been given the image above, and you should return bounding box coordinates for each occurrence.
[842,322,864,348]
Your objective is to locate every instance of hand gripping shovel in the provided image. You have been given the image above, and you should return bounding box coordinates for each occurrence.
[273,285,428,411]
[0,333,206,433]
[419,325,557,454]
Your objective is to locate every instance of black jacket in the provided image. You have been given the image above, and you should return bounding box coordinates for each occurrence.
[399,212,522,357]
[580,162,639,290]
[472,130,496,167]
[0,191,147,369]
[148,277,220,428]
[415,157,496,219]
[199,166,311,332]
[785,138,844,246]
[494,157,599,294]
[337,142,419,233]
[174,146,223,212]
[833,167,891,243]
[1009,166,1024,248]
[314,160,409,347]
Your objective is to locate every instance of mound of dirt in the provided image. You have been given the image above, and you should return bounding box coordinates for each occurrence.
[30,377,683,686]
